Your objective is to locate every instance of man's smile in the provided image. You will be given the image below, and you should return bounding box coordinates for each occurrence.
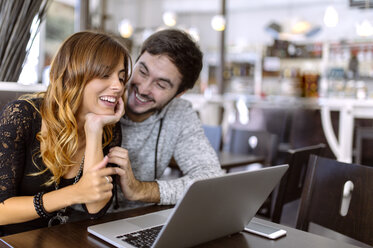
[132,85,154,104]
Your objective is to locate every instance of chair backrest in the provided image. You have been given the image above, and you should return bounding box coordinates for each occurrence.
[0,90,25,112]
[227,128,278,166]
[264,108,292,145]
[354,126,373,166]
[271,143,326,223]
[296,155,373,246]
[202,125,222,154]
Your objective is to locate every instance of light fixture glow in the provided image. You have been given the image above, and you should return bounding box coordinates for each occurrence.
[163,12,177,27]
[323,5,339,27]
[291,21,311,34]
[356,19,373,37]
[211,15,226,31]
[188,27,200,42]
[355,0,373,37]
[118,19,133,38]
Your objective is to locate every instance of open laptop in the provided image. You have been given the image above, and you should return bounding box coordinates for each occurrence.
[88,164,288,248]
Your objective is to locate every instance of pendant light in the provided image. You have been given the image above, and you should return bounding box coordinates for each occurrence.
[118,19,133,38]
[356,0,373,37]
[323,5,339,27]
[211,14,226,31]
[162,11,177,27]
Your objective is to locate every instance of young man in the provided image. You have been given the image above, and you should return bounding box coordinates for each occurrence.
[108,29,224,209]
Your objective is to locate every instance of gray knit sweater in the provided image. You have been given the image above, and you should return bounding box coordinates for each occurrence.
[119,97,224,206]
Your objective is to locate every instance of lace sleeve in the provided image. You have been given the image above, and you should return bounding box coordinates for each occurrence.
[0,100,35,203]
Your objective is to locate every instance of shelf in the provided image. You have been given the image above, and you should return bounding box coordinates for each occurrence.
[0,82,47,92]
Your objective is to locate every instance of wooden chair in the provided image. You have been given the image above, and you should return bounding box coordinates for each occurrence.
[202,124,222,154]
[227,128,278,166]
[226,128,279,217]
[271,143,326,224]
[354,126,373,166]
[296,155,373,246]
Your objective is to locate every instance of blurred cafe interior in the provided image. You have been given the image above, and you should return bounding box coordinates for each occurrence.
[1,0,373,247]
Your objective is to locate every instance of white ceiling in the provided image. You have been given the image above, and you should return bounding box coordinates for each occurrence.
[163,0,348,13]
[61,0,373,50]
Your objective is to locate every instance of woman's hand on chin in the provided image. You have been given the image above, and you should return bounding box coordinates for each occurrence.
[84,98,125,133]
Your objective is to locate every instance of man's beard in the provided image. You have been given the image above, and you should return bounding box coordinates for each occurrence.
[126,103,159,117]
[126,94,177,117]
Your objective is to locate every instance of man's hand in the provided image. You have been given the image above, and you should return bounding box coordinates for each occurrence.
[108,147,160,203]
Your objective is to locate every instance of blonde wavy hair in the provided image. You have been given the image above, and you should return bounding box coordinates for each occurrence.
[25,31,131,185]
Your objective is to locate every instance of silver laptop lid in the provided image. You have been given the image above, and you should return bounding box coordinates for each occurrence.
[153,164,288,248]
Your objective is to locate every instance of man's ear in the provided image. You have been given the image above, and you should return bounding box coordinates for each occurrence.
[175,90,187,98]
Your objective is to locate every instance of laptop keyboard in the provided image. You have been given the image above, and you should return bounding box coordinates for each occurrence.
[116,225,163,248]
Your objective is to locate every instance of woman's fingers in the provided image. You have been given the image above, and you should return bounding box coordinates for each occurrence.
[84,99,124,131]
[95,166,119,179]
[92,156,109,171]
[104,175,112,183]
[114,97,125,117]
[74,160,121,203]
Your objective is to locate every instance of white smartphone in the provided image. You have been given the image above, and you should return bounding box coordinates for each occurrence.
[244,221,287,239]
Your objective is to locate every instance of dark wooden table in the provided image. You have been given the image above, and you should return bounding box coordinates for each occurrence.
[169,151,265,173]
[0,205,361,248]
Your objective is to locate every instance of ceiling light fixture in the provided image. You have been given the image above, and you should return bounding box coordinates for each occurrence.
[211,14,226,31]
[356,0,373,37]
[188,27,200,42]
[118,19,133,38]
[291,21,311,34]
[356,19,373,36]
[162,11,177,27]
[323,5,339,27]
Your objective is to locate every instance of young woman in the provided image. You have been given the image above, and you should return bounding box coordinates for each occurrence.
[0,31,131,236]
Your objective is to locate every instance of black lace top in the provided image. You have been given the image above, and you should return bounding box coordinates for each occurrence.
[0,99,121,236]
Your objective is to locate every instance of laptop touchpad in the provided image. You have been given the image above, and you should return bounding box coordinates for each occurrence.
[126,213,168,228]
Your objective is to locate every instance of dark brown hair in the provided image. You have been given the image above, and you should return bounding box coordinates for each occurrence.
[139,29,203,93]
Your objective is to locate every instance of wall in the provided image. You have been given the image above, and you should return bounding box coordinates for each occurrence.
[106,0,372,55]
